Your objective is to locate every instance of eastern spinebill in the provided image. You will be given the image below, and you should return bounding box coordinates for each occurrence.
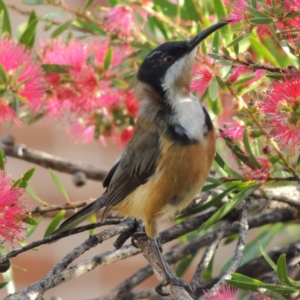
[54,20,230,295]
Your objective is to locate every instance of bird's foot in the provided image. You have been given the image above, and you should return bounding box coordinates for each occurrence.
[131,231,147,248]
[155,274,192,297]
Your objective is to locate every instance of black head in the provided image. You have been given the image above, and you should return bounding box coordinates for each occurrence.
[137,21,230,98]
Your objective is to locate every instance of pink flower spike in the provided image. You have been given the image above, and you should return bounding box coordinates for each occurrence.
[0,39,45,122]
[229,66,245,83]
[191,64,213,95]
[219,119,246,141]
[245,70,265,87]
[204,284,238,300]
[242,157,271,183]
[260,73,300,155]
[0,171,27,244]
[224,0,247,23]
[101,5,143,40]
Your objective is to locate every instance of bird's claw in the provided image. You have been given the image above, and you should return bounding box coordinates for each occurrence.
[155,274,192,296]
[131,231,147,248]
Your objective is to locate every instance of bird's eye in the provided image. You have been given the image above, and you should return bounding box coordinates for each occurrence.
[164,55,174,63]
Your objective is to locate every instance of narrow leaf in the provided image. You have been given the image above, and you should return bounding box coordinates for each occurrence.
[51,21,71,38]
[0,63,7,84]
[44,210,66,237]
[26,185,47,205]
[246,6,271,18]
[212,31,219,54]
[0,148,5,171]
[104,47,113,71]
[207,53,222,60]
[259,242,277,271]
[41,64,70,74]
[227,33,250,48]
[179,185,237,219]
[19,13,38,47]
[49,169,70,202]
[0,0,11,35]
[25,217,42,238]
[209,78,218,101]
[248,17,273,24]
[22,0,47,4]
[0,282,8,289]
[89,213,96,236]
[199,184,258,230]
[20,168,35,188]
[243,129,261,168]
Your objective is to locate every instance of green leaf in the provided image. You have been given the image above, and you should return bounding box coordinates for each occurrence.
[74,18,104,35]
[277,255,300,288]
[49,169,70,202]
[41,64,70,74]
[51,21,72,38]
[104,47,113,71]
[232,76,256,87]
[184,0,199,21]
[212,31,219,54]
[227,273,297,294]
[44,210,66,237]
[213,0,230,38]
[209,78,218,101]
[214,152,225,169]
[248,17,273,24]
[259,242,277,271]
[0,148,4,171]
[22,0,47,4]
[249,35,279,66]
[222,223,282,273]
[246,6,271,18]
[232,34,239,55]
[0,282,8,289]
[226,33,250,48]
[27,185,47,205]
[89,213,96,236]
[215,75,226,90]
[0,0,11,35]
[19,12,38,47]
[154,0,177,17]
[199,184,258,231]
[176,253,196,277]
[19,168,35,189]
[25,217,42,238]
[243,129,261,168]
[207,53,222,60]
[179,185,237,219]
[112,79,128,88]
[0,63,7,84]
[83,0,96,10]
[24,217,38,225]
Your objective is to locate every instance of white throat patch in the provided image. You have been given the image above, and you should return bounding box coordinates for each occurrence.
[160,50,207,142]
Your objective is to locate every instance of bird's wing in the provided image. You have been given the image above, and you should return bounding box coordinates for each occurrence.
[102,120,160,217]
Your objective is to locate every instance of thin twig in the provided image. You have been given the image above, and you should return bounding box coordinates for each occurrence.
[190,220,230,292]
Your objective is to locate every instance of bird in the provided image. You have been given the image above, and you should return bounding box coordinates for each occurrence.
[53,20,230,295]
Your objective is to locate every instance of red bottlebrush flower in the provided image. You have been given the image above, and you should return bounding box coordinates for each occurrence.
[101,5,146,40]
[0,39,44,124]
[191,64,213,95]
[40,39,126,116]
[224,0,247,23]
[229,66,245,83]
[245,70,265,86]
[219,119,246,141]
[0,171,27,243]
[120,128,134,146]
[242,157,271,182]
[125,90,139,116]
[260,74,300,154]
[204,284,238,300]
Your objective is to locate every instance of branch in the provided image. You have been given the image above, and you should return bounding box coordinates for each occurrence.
[5,219,135,300]
[0,219,124,265]
[0,135,108,182]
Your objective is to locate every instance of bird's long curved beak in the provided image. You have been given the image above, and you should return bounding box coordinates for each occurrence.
[188,20,231,53]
